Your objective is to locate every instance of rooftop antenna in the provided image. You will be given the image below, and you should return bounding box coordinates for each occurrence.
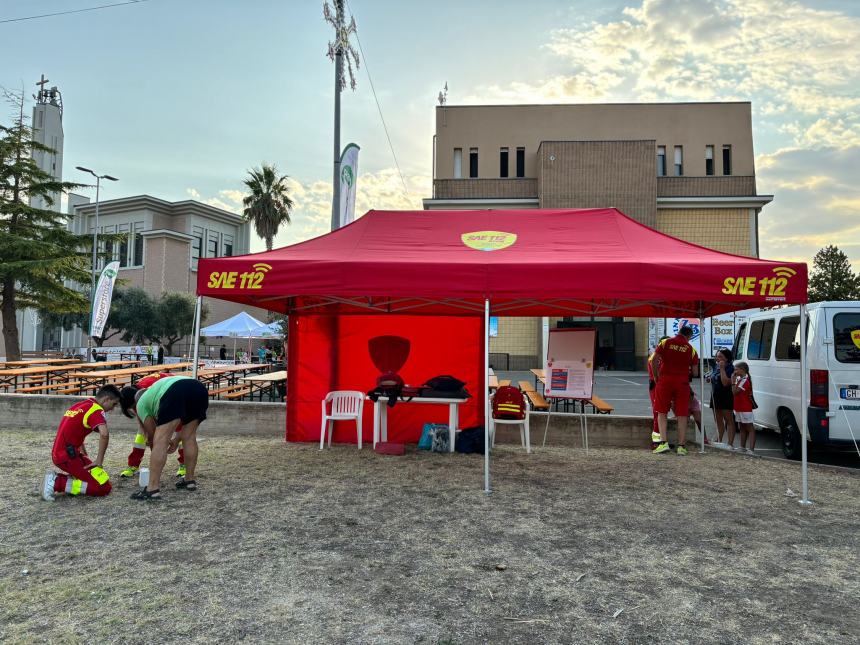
[438,81,448,105]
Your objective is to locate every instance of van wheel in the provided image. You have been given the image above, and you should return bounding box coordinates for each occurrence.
[779,410,802,460]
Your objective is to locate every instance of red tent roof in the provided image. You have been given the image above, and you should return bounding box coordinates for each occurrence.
[197,208,807,317]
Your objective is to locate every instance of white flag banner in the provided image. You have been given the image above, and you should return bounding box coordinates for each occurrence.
[90,261,120,339]
[339,143,360,227]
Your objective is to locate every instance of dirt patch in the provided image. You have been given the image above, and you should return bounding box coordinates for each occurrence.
[1,429,858,644]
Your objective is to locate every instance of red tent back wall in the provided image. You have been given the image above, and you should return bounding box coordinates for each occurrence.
[286,314,484,443]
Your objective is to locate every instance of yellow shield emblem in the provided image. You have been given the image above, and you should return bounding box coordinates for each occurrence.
[851,329,860,349]
[461,231,517,251]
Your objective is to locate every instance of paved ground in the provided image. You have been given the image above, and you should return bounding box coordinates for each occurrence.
[498,370,860,470]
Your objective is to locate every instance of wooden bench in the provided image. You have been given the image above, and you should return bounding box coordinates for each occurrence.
[524,389,550,411]
[17,381,82,394]
[518,380,536,393]
[209,384,251,400]
[498,379,511,387]
[223,387,252,400]
[587,395,614,414]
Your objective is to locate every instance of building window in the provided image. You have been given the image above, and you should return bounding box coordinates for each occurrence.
[192,225,204,261]
[469,147,478,178]
[722,145,732,175]
[224,233,234,257]
[656,146,666,176]
[499,147,509,178]
[117,223,129,268]
[705,145,714,176]
[207,233,219,258]
[453,148,462,179]
[131,222,144,266]
[673,146,683,176]
[516,147,525,178]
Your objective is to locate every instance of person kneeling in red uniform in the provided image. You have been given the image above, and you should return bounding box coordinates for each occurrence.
[42,385,121,501]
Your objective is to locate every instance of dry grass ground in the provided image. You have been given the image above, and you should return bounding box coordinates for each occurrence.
[1,428,858,644]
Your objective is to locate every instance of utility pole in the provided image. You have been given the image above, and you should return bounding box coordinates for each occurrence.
[324,0,359,231]
[332,0,343,233]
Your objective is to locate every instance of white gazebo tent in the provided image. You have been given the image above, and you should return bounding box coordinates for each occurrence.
[200,311,268,359]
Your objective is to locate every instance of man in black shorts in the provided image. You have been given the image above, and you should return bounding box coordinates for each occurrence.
[120,375,208,501]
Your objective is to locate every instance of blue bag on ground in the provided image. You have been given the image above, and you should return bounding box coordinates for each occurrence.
[419,423,446,450]
[455,426,486,454]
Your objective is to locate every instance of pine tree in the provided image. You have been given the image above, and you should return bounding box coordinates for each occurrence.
[807,245,860,302]
[0,90,91,360]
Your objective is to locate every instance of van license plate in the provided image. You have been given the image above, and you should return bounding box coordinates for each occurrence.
[840,388,860,399]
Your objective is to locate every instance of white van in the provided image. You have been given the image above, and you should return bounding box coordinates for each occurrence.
[733,302,860,459]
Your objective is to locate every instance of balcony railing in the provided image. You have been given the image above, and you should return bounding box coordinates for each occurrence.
[657,175,757,197]
[433,178,538,200]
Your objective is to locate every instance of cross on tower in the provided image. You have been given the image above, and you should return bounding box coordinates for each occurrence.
[36,74,50,92]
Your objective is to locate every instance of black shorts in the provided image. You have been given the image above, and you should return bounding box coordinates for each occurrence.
[712,388,734,411]
[156,379,209,426]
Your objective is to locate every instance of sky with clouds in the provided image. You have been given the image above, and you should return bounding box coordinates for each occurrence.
[2,0,859,269]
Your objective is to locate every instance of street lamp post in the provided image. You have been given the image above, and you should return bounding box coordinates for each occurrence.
[75,166,117,350]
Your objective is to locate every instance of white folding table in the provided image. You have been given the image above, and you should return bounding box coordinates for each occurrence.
[369,396,467,452]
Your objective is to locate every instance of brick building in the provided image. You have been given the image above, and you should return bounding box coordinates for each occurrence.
[59,194,269,355]
[423,102,772,369]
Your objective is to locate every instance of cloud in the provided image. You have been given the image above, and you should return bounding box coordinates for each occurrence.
[188,168,429,253]
[464,0,860,150]
[757,145,860,271]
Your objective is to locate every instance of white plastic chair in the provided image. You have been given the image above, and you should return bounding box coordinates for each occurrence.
[320,391,365,449]
[488,393,532,453]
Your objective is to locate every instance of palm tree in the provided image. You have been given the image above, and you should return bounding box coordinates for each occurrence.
[242,164,294,251]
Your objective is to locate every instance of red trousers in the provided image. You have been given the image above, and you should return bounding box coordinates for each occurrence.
[52,451,112,497]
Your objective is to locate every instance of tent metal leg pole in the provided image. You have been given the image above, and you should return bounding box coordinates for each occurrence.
[484,298,491,495]
[192,296,202,380]
[699,307,706,454]
[799,303,812,506]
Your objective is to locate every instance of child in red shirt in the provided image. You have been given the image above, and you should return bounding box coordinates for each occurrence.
[732,361,756,454]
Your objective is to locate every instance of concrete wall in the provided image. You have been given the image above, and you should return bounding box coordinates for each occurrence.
[435,102,755,179]
[0,394,285,438]
[2,394,692,448]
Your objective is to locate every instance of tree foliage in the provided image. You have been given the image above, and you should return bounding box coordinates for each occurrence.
[153,292,208,355]
[807,245,860,303]
[0,90,92,360]
[242,164,294,251]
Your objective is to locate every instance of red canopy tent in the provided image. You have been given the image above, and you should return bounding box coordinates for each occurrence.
[196,208,809,494]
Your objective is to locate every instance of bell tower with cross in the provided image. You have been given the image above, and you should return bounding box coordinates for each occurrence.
[30,73,65,212]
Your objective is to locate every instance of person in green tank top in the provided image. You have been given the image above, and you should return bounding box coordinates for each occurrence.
[119,375,209,501]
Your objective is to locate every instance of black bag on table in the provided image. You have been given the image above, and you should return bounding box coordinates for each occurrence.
[420,375,471,399]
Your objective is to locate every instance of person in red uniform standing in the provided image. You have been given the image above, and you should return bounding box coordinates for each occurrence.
[118,373,185,478]
[42,385,122,501]
[652,325,699,455]
[648,336,670,448]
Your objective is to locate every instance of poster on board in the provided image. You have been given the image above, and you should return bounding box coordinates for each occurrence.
[544,328,596,399]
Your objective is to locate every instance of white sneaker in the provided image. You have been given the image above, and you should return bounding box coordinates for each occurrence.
[745,448,755,456]
[42,471,56,501]
[712,441,727,449]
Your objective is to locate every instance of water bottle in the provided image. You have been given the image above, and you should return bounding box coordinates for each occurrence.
[138,467,150,488]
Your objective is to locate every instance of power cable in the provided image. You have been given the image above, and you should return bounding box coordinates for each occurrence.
[344,0,410,198]
[0,1,149,24]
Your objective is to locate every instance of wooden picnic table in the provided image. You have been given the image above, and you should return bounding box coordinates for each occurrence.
[0,363,89,392]
[489,374,499,389]
[528,368,612,414]
[0,358,82,367]
[239,370,287,401]
[68,362,196,392]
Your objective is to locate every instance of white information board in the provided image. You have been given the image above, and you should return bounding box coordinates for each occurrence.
[545,328,596,399]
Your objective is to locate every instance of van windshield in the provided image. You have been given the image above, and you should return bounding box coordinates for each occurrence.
[834,313,860,363]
